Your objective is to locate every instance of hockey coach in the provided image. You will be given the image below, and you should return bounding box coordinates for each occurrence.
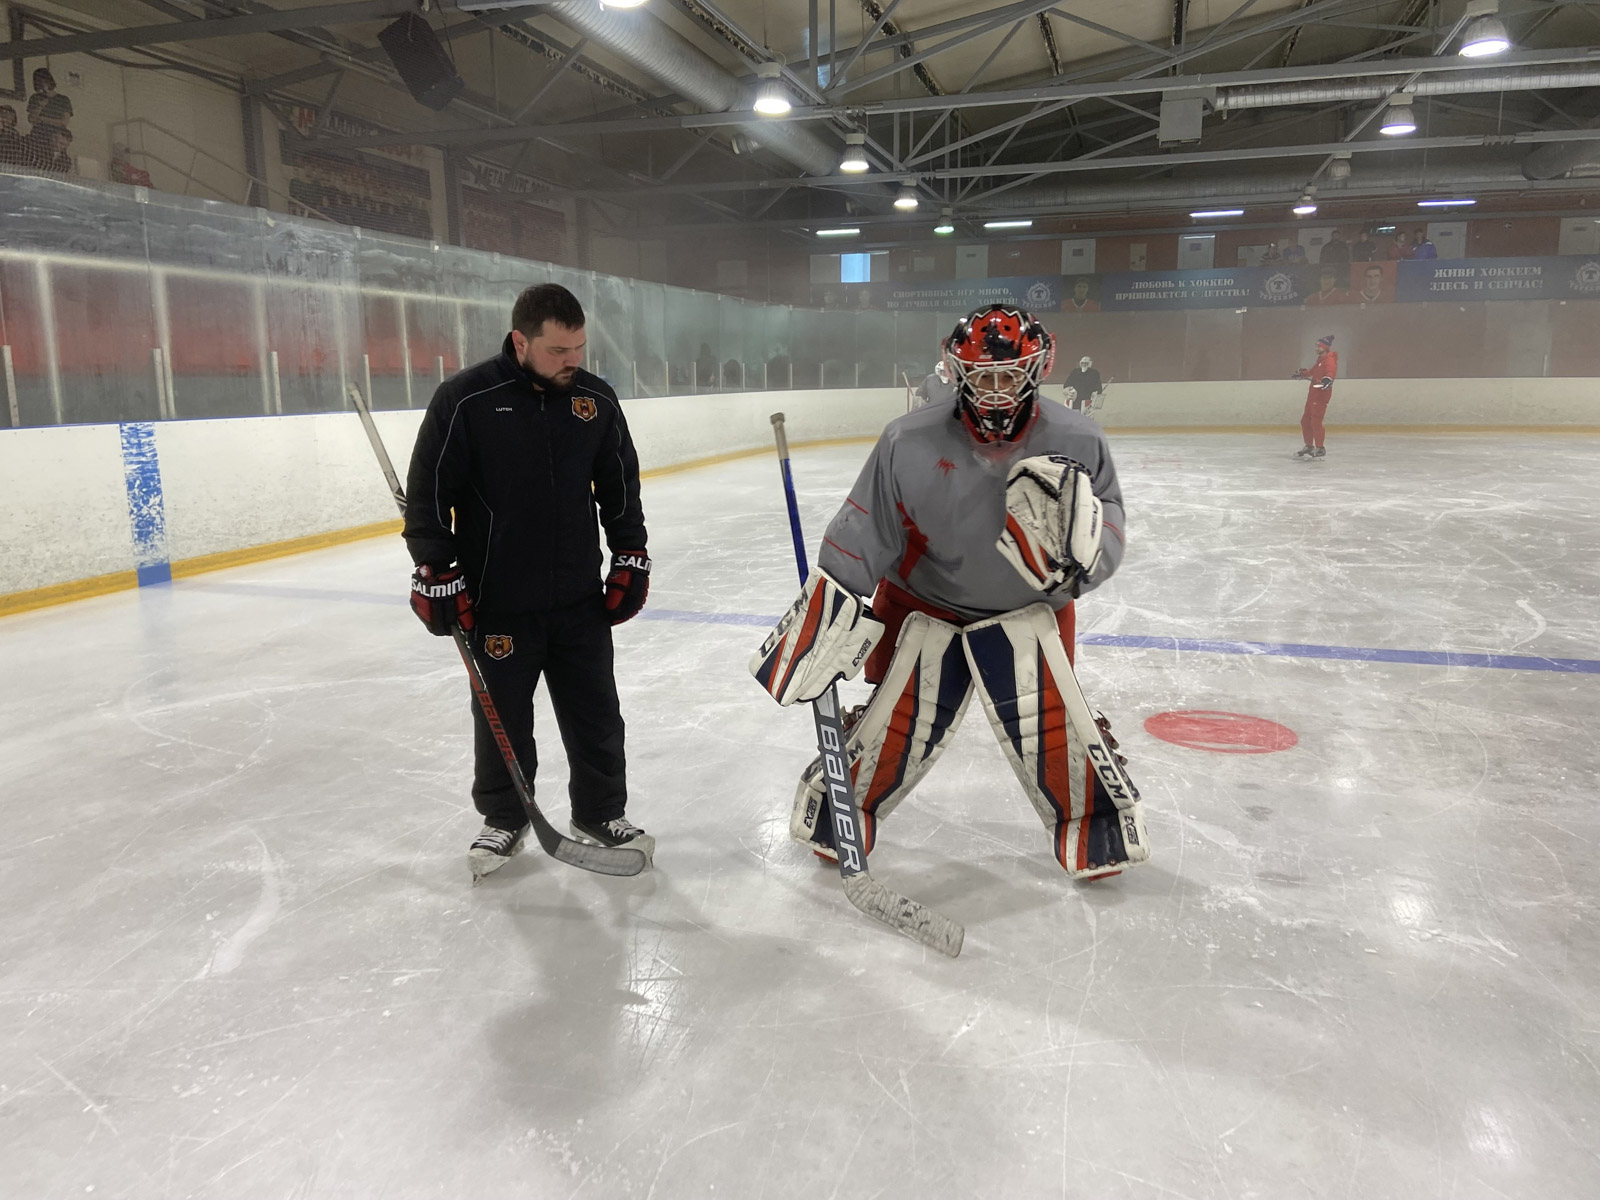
[402,283,655,878]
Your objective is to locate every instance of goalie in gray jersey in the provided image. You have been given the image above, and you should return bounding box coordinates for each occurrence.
[751,305,1150,881]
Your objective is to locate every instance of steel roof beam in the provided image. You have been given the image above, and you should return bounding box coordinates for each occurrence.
[0,0,417,58]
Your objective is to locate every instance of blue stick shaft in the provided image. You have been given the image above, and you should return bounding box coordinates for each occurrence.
[770,413,810,584]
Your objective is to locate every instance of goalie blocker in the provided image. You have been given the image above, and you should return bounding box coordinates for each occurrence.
[751,568,885,706]
[790,589,1148,880]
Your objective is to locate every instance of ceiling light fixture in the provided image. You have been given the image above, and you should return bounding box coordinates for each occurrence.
[1329,151,1353,181]
[934,207,955,235]
[1189,208,1244,218]
[1380,93,1417,136]
[1417,198,1476,207]
[815,227,861,238]
[598,0,648,9]
[838,131,868,173]
[894,184,920,211]
[752,61,792,117]
[983,218,1033,230]
[1292,192,1318,216]
[1459,3,1511,57]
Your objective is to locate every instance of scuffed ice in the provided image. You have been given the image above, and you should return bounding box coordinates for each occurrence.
[0,433,1596,1199]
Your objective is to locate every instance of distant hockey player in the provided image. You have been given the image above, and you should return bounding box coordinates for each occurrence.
[1292,334,1339,459]
[751,306,1148,881]
[912,358,957,409]
[1062,355,1103,414]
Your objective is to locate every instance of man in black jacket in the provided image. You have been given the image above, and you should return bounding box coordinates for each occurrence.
[403,284,654,878]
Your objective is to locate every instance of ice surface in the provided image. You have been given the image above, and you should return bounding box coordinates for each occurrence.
[2,432,1597,1199]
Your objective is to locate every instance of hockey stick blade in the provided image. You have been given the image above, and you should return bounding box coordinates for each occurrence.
[843,874,964,958]
[348,383,646,879]
[811,688,963,957]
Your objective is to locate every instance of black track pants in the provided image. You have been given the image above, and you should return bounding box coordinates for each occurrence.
[467,595,627,831]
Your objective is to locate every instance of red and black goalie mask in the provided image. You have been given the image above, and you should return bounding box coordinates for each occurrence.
[943,306,1055,443]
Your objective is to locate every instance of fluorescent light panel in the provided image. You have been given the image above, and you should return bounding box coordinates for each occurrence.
[1417,198,1476,207]
[983,219,1033,229]
[1190,208,1243,218]
[816,227,860,237]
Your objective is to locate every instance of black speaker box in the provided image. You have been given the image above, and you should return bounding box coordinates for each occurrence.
[378,13,465,111]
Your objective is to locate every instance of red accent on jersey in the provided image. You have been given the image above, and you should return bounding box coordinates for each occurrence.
[822,537,863,561]
[846,497,870,515]
[894,502,930,582]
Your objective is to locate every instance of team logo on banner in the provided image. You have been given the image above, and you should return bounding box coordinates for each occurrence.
[1573,261,1600,295]
[484,635,514,659]
[571,395,597,421]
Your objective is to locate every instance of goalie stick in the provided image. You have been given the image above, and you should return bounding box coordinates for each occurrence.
[768,413,964,958]
[348,384,647,878]
[1085,376,1114,419]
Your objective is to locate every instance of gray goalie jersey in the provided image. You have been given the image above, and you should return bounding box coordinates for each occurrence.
[817,397,1126,620]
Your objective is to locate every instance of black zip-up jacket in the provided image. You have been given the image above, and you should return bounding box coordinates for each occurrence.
[1063,367,1102,402]
[402,335,647,614]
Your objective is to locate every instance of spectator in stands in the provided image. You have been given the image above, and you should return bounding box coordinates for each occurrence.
[1384,230,1413,261]
[1282,240,1307,264]
[20,122,72,173]
[1411,229,1438,259]
[1351,229,1378,261]
[26,68,72,131]
[109,143,154,188]
[1262,240,1284,263]
[695,342,717,389]
[0,105,22,166]
[1319,228,1352,265]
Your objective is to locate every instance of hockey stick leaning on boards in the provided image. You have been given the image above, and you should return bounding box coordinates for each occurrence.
[348,384,647,878]
[767,412,964,958]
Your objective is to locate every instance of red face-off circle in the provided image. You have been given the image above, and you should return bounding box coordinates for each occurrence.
[1143,710,1298,754]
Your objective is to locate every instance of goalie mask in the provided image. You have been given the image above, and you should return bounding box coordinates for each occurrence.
[944,306,1055,443]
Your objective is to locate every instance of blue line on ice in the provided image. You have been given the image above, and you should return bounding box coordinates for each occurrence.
[179,584,1600,674]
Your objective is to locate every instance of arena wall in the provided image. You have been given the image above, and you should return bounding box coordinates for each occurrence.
[2,379,1595,615]
[0,389,903,611]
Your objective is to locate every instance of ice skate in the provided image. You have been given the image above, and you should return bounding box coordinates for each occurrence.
[1294,444,1316,459]
[1312,446,1326,458]
[569,816,655,866]
[468,823,527,882]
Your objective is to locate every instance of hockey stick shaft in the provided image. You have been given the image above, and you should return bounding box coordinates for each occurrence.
[348,385,645,877]
[767,413,962,957]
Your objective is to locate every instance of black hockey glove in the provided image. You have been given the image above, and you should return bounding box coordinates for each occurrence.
[410,564,473,636]
[604,551,651,625]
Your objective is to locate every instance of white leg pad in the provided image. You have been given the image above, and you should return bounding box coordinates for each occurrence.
[791,611,973,859]
[961,603,1150,877]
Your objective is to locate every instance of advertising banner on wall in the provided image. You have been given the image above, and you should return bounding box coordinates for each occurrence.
[1099,267,1307,310]
[1396,256,1600,302]
[814,274,1064,312]
[814,256,1600,314]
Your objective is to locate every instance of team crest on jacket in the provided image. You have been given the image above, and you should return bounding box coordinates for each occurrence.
[483,634,514,659]
[571,395,597,421]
